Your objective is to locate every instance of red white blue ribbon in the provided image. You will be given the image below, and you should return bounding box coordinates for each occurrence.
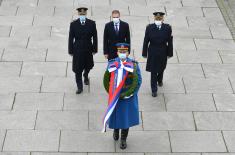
[102,61,134,132]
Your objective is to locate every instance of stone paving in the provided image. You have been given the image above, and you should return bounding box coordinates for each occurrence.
[217,0,235,40]
[0,0,235,154]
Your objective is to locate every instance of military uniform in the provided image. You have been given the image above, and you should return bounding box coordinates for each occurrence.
[107,58,141,130]
[142,12,173,96]
[103,43,142,149]
[68,7,98,93]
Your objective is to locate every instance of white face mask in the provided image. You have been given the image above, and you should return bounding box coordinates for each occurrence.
[118,53,127,59]
[113,17,120,24]
[80,15,86,21]
[155,20,162,26]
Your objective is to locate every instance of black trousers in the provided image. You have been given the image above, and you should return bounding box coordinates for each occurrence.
[75,69,90,90]
[151,71,164,93]
[114,128,129,140]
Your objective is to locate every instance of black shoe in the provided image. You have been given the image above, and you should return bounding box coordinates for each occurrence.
[84,76,89,85]
[113,129,119,141]
[76,89,83,94]
[84,78,89,85]
[120,139,127,149]
[158,82,163,87]
[120,129,128,149]
[152,92,157,97]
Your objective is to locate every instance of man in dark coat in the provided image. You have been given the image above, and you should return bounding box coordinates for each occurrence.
[103,10,131,60]
[68,7,98,94]
[142,12,173,97]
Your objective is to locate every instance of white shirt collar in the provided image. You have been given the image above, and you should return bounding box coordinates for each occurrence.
[80,19,86,24]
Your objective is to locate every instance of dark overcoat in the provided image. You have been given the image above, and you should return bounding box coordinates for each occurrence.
[142,23,173,73]
[103,20,131,60]
[68,18,98,73]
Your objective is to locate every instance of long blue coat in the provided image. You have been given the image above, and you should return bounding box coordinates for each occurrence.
[107,57,142,129]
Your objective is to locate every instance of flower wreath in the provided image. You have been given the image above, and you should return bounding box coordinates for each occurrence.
[103,62,138,99]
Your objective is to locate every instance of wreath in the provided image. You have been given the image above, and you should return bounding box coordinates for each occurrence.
[103,63,138,99]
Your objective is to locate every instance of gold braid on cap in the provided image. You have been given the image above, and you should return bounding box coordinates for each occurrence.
[117,47,129,51]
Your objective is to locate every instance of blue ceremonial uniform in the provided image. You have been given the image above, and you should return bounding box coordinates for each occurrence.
[107,57,142,129]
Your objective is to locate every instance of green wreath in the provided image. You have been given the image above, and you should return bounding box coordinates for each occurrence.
[103,63,138,99]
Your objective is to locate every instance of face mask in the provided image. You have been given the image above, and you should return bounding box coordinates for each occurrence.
[155,20,162,26]
[118,53,127,59]
[80,15,86,21]
[113,18,120,24]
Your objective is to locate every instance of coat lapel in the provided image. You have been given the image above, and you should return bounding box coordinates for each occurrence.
[153,23,165,33]
[160,23,165,31]
[118,21,123,36]
[153,24,158,31]
[77,19,82,27]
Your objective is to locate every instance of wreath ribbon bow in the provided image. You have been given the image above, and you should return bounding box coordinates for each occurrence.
[108,61,134,73]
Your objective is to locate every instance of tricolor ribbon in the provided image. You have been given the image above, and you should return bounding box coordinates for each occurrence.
[102,60,134,132]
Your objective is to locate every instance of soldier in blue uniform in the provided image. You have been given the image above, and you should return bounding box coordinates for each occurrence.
[142,12,173,97]
[103,43,142,149]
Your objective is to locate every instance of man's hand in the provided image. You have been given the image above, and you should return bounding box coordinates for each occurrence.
[92,52,96,55]
[69,54,73,56]
[104,54,108,59]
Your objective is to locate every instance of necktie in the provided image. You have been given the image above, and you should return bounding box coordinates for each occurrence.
[115,24,119,35]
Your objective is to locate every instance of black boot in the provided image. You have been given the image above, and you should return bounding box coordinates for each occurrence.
[75,73,83,94]
[83,70,90,85]
[120,129,129,149]
[113,129,119,141]
[151,73,158,97]
[76,89,83,94]
[158,82,163,87]
[152,92,157,97]
[84,76,89,85]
